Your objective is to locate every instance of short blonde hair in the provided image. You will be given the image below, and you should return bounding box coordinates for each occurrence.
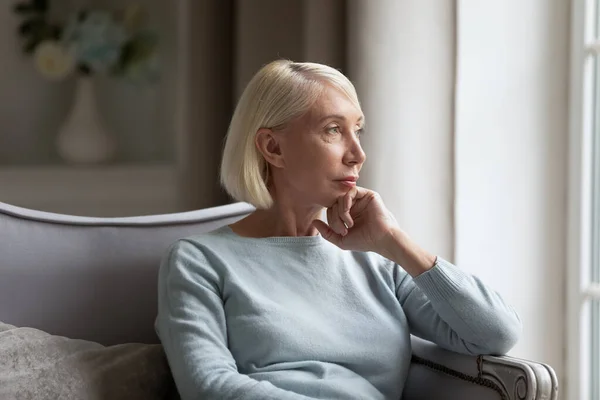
[220,60,361,209]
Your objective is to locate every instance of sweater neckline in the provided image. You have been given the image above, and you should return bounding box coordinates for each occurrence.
[219,225,326,247]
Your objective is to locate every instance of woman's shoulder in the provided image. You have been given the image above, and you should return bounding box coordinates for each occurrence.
[178,225,233,246]
[160,226,238,279]
[164,226,235,262]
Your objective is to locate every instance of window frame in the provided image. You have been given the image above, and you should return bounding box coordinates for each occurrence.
[567,0,599,399]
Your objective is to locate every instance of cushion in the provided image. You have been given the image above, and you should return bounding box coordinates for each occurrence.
[0,322,178,400]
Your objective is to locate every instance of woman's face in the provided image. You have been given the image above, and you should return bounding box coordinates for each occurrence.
[272,84,366,208]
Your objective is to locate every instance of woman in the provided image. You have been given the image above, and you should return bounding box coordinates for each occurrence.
[155,60,521,400]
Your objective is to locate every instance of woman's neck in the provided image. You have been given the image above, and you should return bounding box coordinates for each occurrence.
[229,203,324,238]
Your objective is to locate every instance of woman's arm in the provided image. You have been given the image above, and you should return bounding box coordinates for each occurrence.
[393,255,522,355]
[313,186,522,356]
[156,240,313,400]
[376,226,437,277]
[379,228,521,355]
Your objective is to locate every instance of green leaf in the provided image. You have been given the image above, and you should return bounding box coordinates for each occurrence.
[51,25,62,40]
[32,0,48,12]
[117,41,134,69]
[18,18,44,36]
[23,37,39,54]
[119,32,159,67]
[78,64,92,75]
[13,2,35,14]
[77,10,88,22]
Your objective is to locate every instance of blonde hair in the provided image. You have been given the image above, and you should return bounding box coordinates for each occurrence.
[220,60,361,209]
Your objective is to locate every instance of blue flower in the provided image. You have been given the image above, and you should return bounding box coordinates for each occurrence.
[62,10,129,73]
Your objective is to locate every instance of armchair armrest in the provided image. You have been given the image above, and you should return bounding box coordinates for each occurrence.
[402,336,558,400]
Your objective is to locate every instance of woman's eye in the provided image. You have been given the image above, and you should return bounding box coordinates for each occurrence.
[355,128,364,137]
[326,126,341,134]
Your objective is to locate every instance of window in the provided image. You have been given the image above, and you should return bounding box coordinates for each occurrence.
[592,22,600,395]
[568,1,600,399]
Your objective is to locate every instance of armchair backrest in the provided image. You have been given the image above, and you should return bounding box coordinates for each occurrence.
[0,201,254,345]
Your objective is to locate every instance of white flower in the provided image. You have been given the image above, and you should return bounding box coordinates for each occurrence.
[33,40,76,81]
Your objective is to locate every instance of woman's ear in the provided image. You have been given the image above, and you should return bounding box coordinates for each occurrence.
[255,128,285,168]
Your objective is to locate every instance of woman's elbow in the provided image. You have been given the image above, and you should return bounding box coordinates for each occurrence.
[482,315,523,355]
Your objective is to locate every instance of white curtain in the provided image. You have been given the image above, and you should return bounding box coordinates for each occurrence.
[454,0,568,386]
[347,0,456,260]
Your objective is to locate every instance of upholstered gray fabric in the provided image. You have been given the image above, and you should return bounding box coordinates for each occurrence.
[0,321,176,400]
[0,201,558,399]
[0,201,254,345]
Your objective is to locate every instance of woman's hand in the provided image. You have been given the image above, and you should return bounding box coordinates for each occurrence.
[312,186,399,254]
[312,186,436,276]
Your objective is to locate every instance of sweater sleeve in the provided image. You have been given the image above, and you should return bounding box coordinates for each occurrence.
[394,257,522,356]
[155,240,313,400]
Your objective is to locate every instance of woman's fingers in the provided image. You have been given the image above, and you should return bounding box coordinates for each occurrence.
[326,186,373,237]
[312,219,343,246]
[352,186,370,204]
[327,202,347,236]
[338,192,354,228]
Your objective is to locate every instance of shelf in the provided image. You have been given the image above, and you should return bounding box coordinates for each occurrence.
[0,164,182,217]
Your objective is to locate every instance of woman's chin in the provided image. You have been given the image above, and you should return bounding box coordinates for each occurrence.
[295,186,346,208]
[317,192,345,208]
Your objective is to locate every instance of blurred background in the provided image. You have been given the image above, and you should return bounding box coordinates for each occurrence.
[1,0,598,398]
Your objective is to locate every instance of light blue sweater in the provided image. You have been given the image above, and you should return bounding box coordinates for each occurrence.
[155,226,521,400]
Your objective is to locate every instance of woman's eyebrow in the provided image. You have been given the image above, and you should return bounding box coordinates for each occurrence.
[319,114,365,123]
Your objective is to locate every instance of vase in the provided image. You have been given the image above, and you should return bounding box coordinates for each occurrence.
[56,77,115,164]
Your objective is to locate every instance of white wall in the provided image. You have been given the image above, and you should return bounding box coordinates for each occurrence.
[455,0,569,386]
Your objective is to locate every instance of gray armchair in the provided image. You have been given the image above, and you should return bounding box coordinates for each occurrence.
[0,201,558,399]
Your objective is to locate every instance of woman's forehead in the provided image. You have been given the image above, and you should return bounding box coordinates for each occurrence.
[310,87,363,122]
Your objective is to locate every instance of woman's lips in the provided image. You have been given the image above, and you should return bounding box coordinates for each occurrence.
[336,179,357,187]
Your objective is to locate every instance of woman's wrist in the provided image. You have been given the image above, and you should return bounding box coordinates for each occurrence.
[377,227,437,277]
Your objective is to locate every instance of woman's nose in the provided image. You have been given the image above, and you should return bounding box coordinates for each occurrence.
[344,136,366,166]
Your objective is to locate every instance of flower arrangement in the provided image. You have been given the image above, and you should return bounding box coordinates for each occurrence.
[13,0,160,84]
